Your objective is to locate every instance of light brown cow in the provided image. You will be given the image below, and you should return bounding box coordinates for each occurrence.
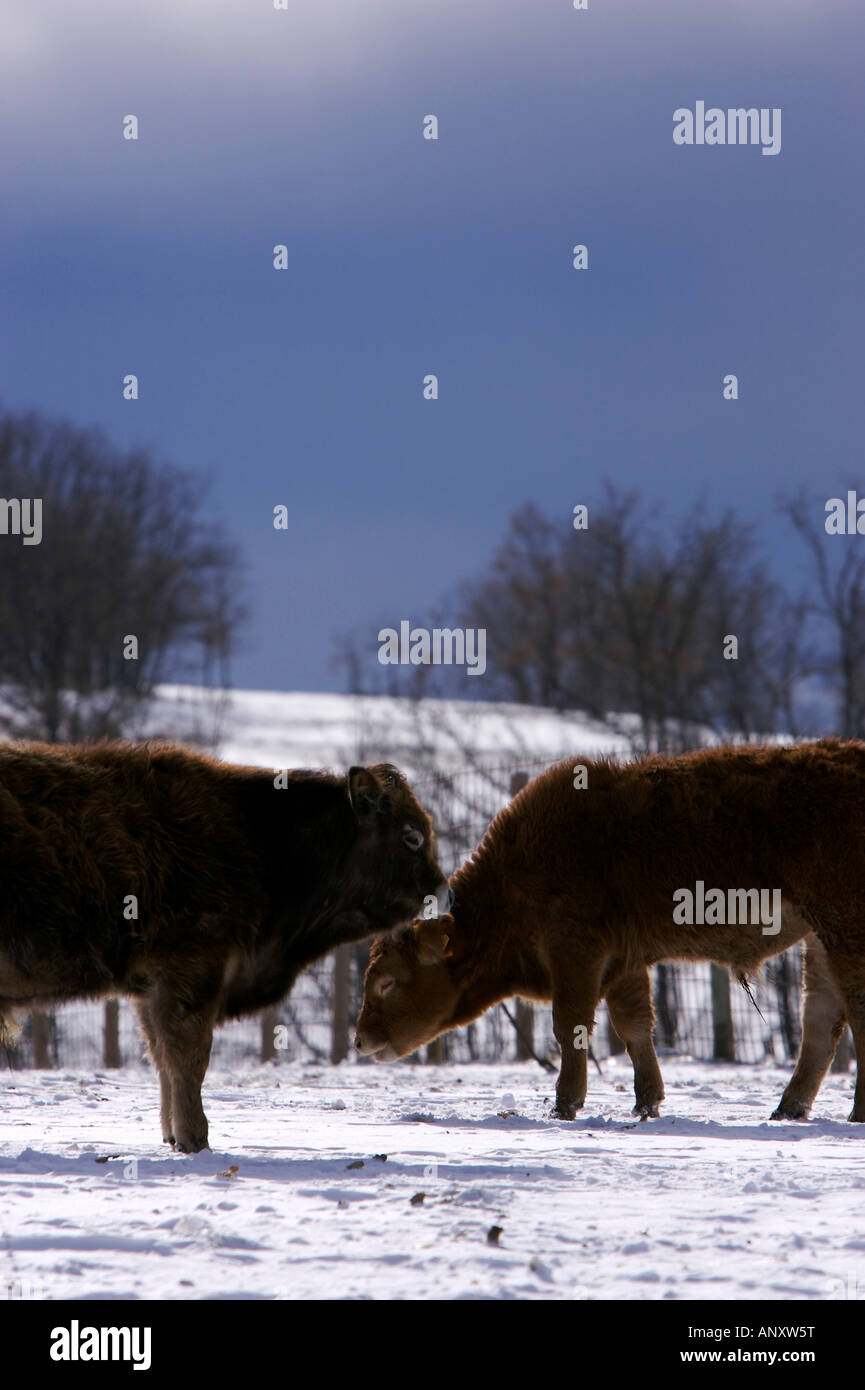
[356,741,862,1121]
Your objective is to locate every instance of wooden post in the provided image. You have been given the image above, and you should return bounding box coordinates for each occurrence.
[514,1006,536,1056]
[30,1010,51,1069]
[426,1036,446,1063]
[260,1006,279,1062]
[711,964,735,1061]
[509,773,535,1061]
[330,944,351,1064]
[653,964,677,1048]
[607,1012,627,1056]
[103,999,121,1068]
[832,1026,852,1073]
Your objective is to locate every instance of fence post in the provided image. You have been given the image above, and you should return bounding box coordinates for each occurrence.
[832,1026,852,1073]
[30,1010,51,1068]
[426,1036,446,1063]
[260,1006,279,1062]
[607,1013,627,1056]
[711,964,735,1061]
[103,1000,122,1068]
[774,952,800,1060]
[331,944,351,1064]
[653,964,677,1048]
[509,772,535,1061]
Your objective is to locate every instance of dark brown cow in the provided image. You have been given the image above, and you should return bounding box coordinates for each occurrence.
[356,740,865,1122]
[0,741,448,1151]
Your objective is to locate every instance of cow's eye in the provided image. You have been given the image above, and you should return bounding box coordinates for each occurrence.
[402,825,424,851]
[378,976,395,997]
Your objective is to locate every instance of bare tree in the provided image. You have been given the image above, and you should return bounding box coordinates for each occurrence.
[460,488,804,753]
[782,488,865,738]
[0,408,245,742]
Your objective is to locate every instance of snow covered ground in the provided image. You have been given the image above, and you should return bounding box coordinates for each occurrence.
[2,1057,863,1303]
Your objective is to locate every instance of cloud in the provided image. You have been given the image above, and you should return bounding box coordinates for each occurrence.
[1,0,852,240]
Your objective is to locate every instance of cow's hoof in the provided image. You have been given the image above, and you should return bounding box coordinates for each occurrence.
[771,1100,810,1120]
[552,1101,580,1121]
[174,1136,209,1154]
[847,1108,865,1124]
[163,1134,175,1145]
[634,1102,660,1118]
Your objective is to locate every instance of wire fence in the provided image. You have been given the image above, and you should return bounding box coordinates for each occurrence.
[4,756,852,1073]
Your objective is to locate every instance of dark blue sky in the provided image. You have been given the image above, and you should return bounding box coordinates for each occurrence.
[2,0,861,692]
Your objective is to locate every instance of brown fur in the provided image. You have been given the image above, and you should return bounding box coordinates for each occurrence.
[356,740,865,1121]
[0,741,447,1150]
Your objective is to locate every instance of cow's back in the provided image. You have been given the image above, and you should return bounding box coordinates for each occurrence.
[0,741,260,996]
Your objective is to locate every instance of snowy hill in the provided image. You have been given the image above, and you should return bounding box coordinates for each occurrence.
[133,684,632,778]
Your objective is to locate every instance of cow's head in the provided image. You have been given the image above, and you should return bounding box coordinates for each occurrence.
[354,915,458,1061]
[345,764,451,932]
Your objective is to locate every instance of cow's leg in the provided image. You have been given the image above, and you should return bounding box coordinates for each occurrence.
[551,956,604,1120]
[136,1000,175,1144]
[810,941,865,1122]
[147,984,217,1153]
[772,934,846,1120]
[843,989,865,1123]
[605,968,665,1118]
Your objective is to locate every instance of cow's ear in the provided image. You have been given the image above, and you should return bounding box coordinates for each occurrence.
[414,916,455,965]
[348,766,382,820]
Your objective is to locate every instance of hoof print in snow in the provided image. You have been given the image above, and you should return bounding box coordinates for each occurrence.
[346,1160,364,1170]
[410,1192,426,1205]
[487,1225,503,1245]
